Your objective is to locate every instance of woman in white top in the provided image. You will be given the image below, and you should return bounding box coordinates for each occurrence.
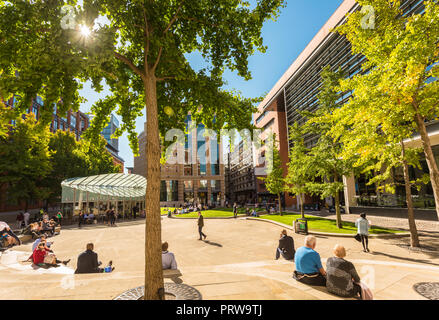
[355,213,370,252]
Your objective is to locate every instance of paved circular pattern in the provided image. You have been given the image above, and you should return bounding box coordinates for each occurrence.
[114,283,202,300]
[413,282,439,300]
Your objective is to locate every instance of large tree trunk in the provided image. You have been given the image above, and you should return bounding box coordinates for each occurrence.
[334,173,343,229]
[335,191,342,229]
[278,194,282,216]
[401,141,420,248]
[300,193,305,219]
[143,74,165,300]
[414,113,439,219]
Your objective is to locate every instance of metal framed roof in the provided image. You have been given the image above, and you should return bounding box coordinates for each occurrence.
[61,173,146,200]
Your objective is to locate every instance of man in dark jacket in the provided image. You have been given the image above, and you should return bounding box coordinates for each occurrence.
[75,243,113,274]
[275,229,295,261]
[197,211,206,240]
[233,203,238,218]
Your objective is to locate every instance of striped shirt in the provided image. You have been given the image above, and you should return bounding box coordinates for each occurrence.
[326,257,360,297]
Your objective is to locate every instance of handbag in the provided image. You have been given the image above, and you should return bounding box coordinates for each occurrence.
[44,253,57,265]
[354,234,362,242]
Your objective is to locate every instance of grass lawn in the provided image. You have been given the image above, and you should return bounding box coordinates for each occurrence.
[258,213,404,235]
[161,207,176,215]
[173,209,237,218]
[172,207,267,218]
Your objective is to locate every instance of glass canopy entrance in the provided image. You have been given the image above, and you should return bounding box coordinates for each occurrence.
[61,173,146,217]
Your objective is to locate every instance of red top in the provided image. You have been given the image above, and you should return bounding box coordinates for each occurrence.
[32,248,49,264]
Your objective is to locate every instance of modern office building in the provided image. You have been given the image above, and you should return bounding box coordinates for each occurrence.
[253,93,297,207]
[226,140,257,204]
[100,114,125,171]
[133,115,226,207]
[4,95,90,140]
[256,0,437,212]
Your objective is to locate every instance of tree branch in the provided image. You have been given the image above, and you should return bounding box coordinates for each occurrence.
[163,5,183,35]
[143,6,150,74]
[114,52,144,78]
[156,76,176,82]
[152,47,163,73]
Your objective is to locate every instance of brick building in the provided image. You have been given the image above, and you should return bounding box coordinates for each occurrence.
[133,115,226,207]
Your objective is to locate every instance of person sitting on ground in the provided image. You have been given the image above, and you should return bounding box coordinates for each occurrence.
[251,209,258,217]
[41,219,55,237]
[1,231,16,248]
[31,241,70,268]
[32,235,53,252]
[275,229,295,261]
[0,221,21,246]
[75,243,114,274]
[293,235,326,286]
[326,244,362,299]
[86,212,95,224]
[161,242,177,270]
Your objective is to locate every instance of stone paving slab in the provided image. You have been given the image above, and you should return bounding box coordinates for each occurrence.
[0,217,438,300]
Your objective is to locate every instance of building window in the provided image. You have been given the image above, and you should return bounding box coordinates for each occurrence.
[211,180,221,191]
[32,103,38,118]
[199,164,206,175]
[70,115,77,128]
[199,180,208,191]
[36,96,44,106]
[263,119,275,131]
[256,111,268,124]
[160,180,179,202]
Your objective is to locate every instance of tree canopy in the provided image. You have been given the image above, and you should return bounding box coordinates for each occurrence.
[0,114,52,210]
[0,0,286,299]
[331,0,439,218]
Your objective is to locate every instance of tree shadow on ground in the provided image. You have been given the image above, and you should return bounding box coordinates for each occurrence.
[292,280,358,300]
[202,240,222,247]
[368,251,439,267]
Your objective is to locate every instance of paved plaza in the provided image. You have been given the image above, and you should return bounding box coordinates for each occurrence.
[1,217,439,300]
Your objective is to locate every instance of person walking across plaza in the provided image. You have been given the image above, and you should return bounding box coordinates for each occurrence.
[23,211,30,227]
[16,212,24,229]
[355,213,370,252]
[233,203,238,218]
[78,211,84,228]
[197,211,207,240]
[56,211,63,225]
[109,208,116,227]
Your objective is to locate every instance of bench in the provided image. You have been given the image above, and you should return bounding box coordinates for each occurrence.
[18,234,33,243]
[163,269,183,284]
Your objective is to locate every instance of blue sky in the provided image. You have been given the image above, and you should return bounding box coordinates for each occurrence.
[78,0,344,170]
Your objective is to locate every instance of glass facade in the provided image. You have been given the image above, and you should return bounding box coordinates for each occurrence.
[184,181,194,202]
[70,114,77,129]
[160,180,179,202]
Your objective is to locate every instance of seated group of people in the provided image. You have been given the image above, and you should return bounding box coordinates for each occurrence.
[23,218,59,239]
[82,212,96,224]
[244,208,259,217]
[28,235,70,268]
[276,231,370,299]
[29,238,114,273]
